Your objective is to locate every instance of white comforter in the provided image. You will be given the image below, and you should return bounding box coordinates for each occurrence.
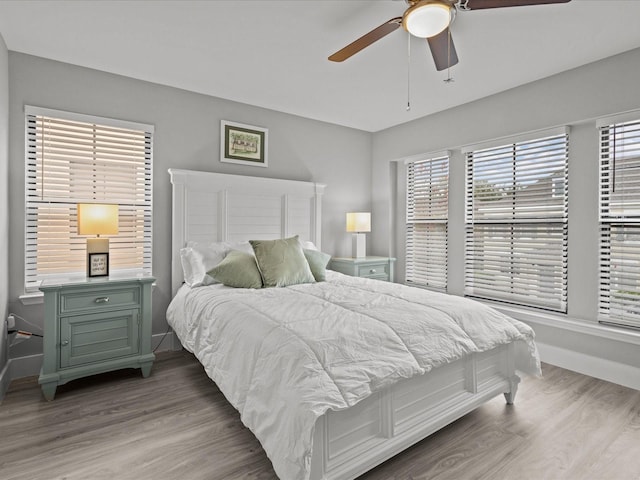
[166,271,540,480]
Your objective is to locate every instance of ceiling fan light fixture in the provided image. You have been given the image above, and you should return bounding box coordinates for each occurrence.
[403,1,452,38]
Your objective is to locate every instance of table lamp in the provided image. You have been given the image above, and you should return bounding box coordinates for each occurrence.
[77,203,119,275]
[346,212,371,258]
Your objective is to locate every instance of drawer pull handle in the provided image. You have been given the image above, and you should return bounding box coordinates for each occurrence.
[369,269,377,274]
[95,297,110,304]
[61,340,69,346]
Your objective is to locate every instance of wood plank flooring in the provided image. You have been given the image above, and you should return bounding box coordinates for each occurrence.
[1,350,638,480]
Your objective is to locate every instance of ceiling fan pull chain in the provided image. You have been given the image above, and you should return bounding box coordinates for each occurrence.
[407,33,411,111]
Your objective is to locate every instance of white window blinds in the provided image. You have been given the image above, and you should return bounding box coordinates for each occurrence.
[598,114,640,329]
[464,129,568,312]
[406,154,449,290]
[25,106,153,291]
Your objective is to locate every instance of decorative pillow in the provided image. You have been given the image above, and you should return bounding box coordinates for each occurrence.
[180,240,258,288]
[180,242,229,287]
[250,235,316,287]
[208,250,263,289]
[303,249,331,282]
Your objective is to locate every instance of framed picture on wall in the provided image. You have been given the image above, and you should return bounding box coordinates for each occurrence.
[220,120,268,167]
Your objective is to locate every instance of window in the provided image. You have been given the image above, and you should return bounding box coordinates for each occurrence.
[25,106,153,292]
[598,113,640,329]
[405,153,449,290]
[464,128,569,312]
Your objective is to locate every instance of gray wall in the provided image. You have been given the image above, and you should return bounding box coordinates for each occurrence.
[5,45,639,386]
[371,47,640,373]
[0,33,9,396]
[6,52,373,361]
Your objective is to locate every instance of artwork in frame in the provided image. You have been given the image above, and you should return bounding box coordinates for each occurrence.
[221,120,268,167]
[88,252,109,277]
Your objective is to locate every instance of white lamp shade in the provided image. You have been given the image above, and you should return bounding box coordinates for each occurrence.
[78,203,119,236]
[346,212,371,233]
[403,1,451,38]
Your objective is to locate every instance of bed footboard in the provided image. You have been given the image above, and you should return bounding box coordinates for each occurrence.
[309,343,519,480]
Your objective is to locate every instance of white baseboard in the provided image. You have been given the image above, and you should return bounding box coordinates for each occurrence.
[0,361,10,404]
[537,342,640,391]
[151,330,179,352]
[9,353,42,379]
[6,332,634,402]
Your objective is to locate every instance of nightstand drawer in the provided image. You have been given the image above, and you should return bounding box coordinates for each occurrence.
[60,286,140,314]
[357,263,389,279]
[59,309,140,368]
[329,257,395,282]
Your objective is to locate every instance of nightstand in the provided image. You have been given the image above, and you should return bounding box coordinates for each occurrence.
[38,275,155,401]
[329,256,396,282]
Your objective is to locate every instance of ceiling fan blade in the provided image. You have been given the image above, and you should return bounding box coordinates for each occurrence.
[461,0,570,9]
[427,28,459,71]
[328,17,402,62]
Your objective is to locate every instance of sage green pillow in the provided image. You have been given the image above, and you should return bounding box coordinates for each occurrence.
[208,250,262,289]
[303,248,331,282]
[250,235,316,287]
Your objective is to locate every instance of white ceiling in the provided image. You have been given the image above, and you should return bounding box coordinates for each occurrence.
[0,0,639,132]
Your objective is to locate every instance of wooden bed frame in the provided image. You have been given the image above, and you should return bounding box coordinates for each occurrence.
[168,168,520,480]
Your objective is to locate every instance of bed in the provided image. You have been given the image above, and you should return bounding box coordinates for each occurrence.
[166,168,541,480]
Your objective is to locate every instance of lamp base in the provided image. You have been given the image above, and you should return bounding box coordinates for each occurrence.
[86,238,110,277]
[87,237,109,254]
[352,233,366,258]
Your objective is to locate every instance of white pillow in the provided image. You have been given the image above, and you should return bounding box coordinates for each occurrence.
[302,240,318,251]
[227,241,255,255]
[181,241,230,287]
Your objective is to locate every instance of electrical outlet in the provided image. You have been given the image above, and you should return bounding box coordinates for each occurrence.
[7,314,15,330]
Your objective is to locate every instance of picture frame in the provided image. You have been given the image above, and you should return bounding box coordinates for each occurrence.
[221,120,268,167]
[88,252,109,277]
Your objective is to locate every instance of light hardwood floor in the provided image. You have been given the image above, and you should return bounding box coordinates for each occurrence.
[1,350,638,480]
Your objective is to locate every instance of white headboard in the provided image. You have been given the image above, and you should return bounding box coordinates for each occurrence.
[168,169,326,295]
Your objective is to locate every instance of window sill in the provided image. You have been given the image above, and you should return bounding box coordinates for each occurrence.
[489,302,640,347]
[19,291,44,306]
[402,282,638,344]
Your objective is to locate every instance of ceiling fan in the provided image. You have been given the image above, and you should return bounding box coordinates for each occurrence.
[328,0,572,71]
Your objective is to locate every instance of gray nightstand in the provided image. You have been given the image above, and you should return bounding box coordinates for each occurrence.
[329,256,396,282]
[38,275,155,401]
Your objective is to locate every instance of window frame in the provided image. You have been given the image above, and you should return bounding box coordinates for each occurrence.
[405,152,449,291]
[24,106,154,293]
[598,112,640,330]
[463,127,569,313]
